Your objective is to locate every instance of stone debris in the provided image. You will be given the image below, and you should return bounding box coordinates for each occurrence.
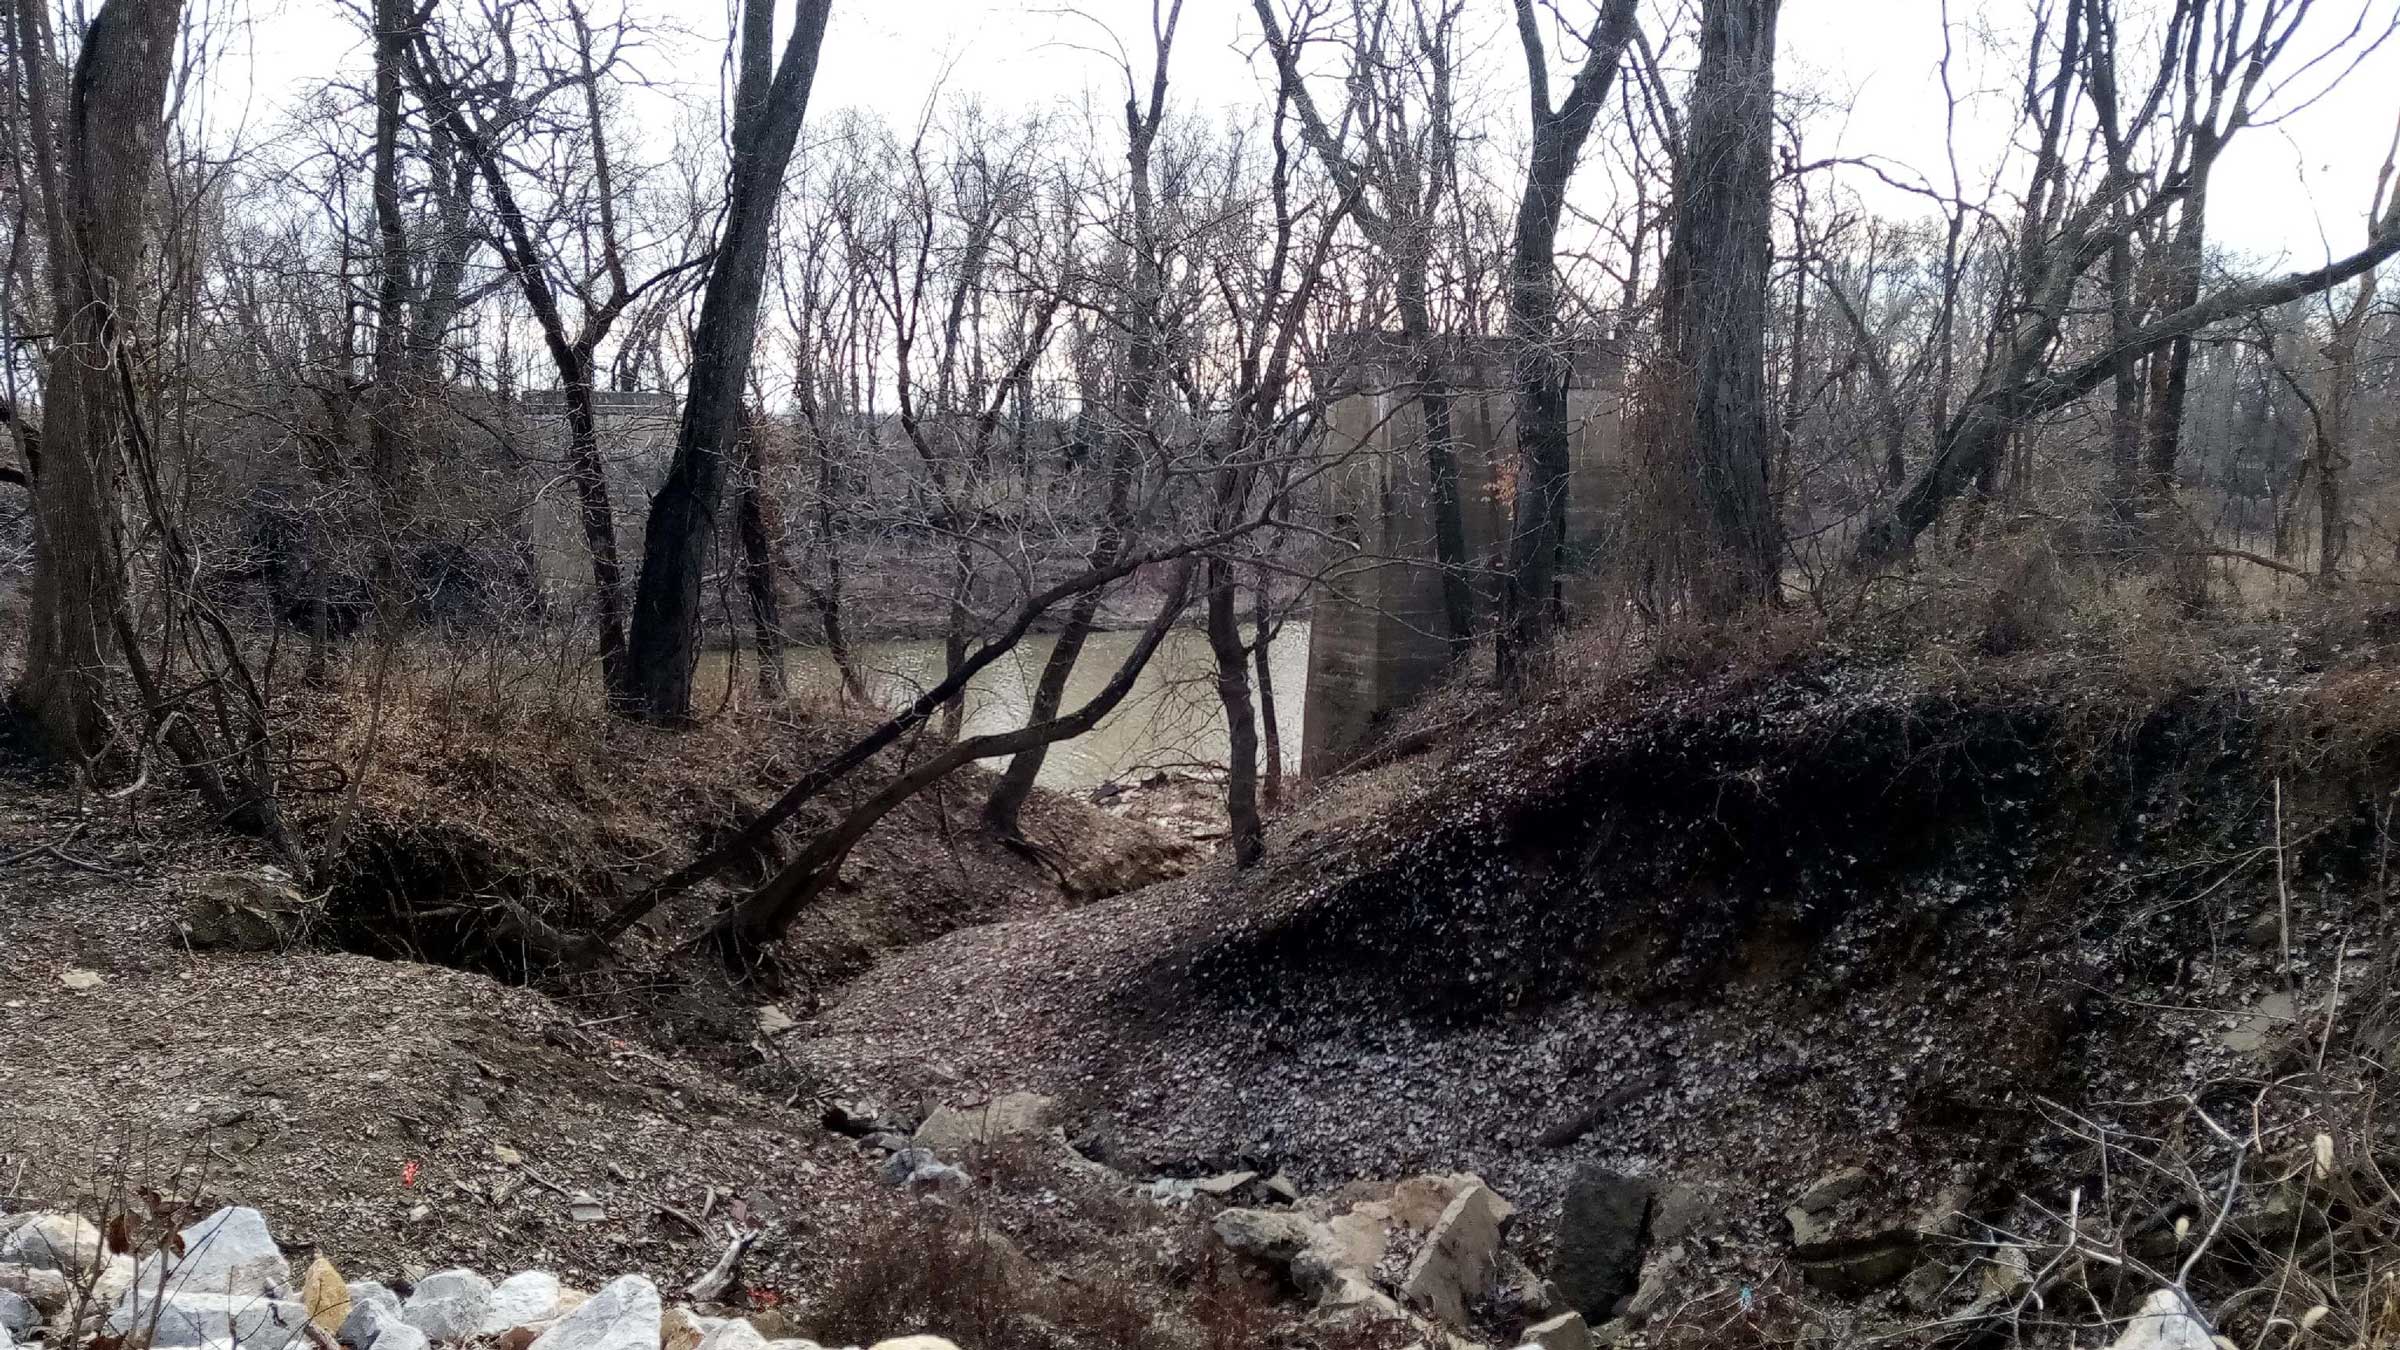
[0,1290,37,1339]
[910,1091,1055,1155]
[179,869,317,951]
[1400,1183,1513,1327]
[341,1280,404,1344]
[302,1256,351,1336]
[1549,1169,1650,1320]
[139,1206,292,1301]
[402,1269,496,1343]
[2106,1288,2215,1350]
[0,1214,106,1279]
[1516,1311,1591,1350]
[527,1275,660,1350]
[108,1292,311,1348]
[481,1270,567,1336]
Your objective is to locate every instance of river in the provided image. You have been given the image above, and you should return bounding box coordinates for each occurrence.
[780,622,1312,792]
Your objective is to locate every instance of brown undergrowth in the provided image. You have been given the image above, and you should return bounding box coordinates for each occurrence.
[270,640,1196,1047]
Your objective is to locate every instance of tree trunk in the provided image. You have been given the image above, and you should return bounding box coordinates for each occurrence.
[1205,553,1263,866]
[1251,560,1282,810]
[1662,0,1781,614]
[366,0,413,602]
[626,0,833,721]
[564,368,634,697]
[1495,0,1639,683]
[1398,277,1474,657]
[2105,225,2143,544]
[733,416,787,698]
[12,0,187,760]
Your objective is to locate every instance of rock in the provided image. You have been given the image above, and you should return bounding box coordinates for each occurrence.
[1192,1171,1259,1198]
[2244,907,2283,949]
[1260,1174,1301,1204]
[350,1299,433,1350]
[1401,1183,1514,1327]
[1520,1311,1592,1350]
[1794,1168,1873,1213]
[402,1269,495,1342]
[1900,1260,1953,1313]
[57,969,102,991]
[1551,1169,1652,1321]
[1980,1244,2032,1298]
[91,1253,138,1306]
[1213,1208,1321,1267]
[0,1266,72,1317]
[0,1213,106,1277]
[1647,1184,1709,1246]
[2106,1289,2213,1350]
[140,1206,290,1300]
[2220,991,2298,1056]
[1794,1232,1922,1296]
[1622,1243,1688,1325]
[857,1133,911,1155]
[821,1100,892,1138]
[879,1149,938,1187]
[478,1272,564,1336]
[342,1281,404,1344]
[696,1319,768,1350]
[179,869,316,951]
[1782,1168,1922,1295]
[904,1162,971,1194]
[0,1289,37,1338]
[660,1306,708,1350]
[912,1092,1056,1155]
[303,1256,351,1336]
[108,1292,311,1347]
[525,1276,659,1350]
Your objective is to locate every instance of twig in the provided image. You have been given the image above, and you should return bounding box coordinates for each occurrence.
[656,1203,708,1238]
[2274,777,2294,986]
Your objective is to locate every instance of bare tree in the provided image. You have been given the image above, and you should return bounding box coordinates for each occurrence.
[12,0,187,757]
[625,0,833,721]
[408,0,708,700]
[1658,0,1780,612]
[1495,0,1639,681]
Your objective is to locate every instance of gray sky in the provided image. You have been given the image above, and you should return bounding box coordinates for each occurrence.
[227,0,2400,267]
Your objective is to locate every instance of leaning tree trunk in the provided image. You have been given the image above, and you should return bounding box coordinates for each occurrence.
[1494,0,1640,683]
[707,560,1198,975]
[626,0,832,721]
[12,0,187,760]
[1662,0,1781,614]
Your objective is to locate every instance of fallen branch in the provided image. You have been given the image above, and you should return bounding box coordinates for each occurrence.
[683,1224,759,1302]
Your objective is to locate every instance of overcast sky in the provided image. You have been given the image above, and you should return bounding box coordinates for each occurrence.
[223,0,2400,268]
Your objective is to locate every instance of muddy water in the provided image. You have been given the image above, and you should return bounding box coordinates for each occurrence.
[779,623,1311,792]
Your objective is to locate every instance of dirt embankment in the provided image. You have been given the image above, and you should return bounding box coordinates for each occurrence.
[797,623,2400,1346]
